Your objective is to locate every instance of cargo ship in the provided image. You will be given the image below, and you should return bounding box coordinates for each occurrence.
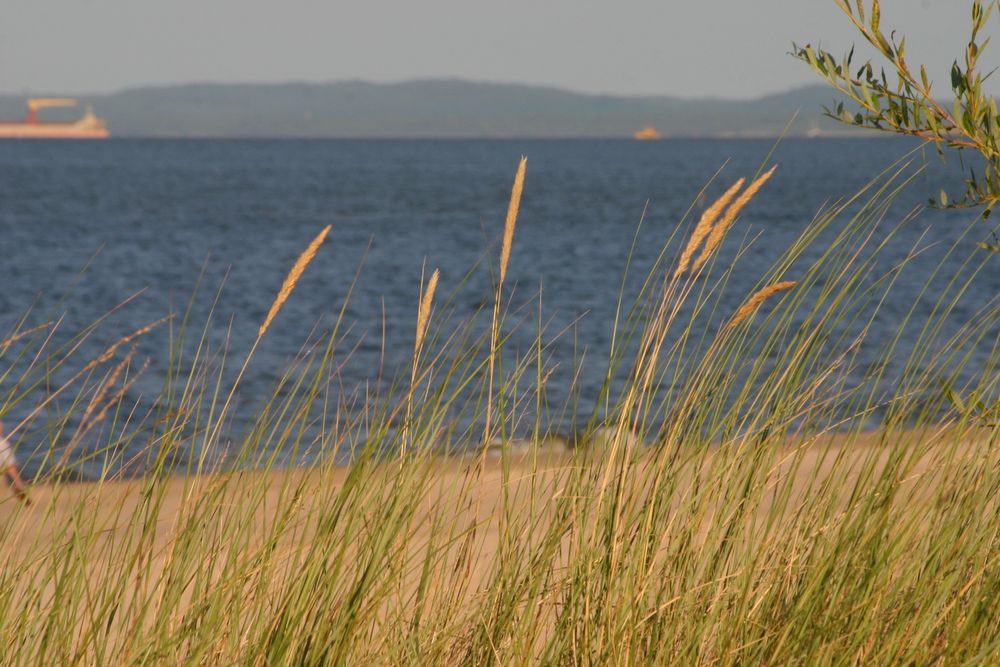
[633,126,663,140]
[0,98,109,139]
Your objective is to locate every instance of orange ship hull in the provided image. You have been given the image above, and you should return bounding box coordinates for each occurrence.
[0,121,109,139]
[633,126,663,140]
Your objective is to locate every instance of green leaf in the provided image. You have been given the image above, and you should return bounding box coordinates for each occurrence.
[877,33,893,55]
[927,111,940,135]
[939,189,949,206]
[951,62,966,93]
[804,45,818,69]
[860,81,875,108]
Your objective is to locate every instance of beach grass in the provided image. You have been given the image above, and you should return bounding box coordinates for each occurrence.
[0,155,998,665]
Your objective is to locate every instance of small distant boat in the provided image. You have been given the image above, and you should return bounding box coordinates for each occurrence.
[633,126,663,141]
[0,98,109,139]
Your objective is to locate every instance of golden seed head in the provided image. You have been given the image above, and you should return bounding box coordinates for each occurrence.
[674,177,746,278]
[258,225,332,339]
[693,165,777,273]
[415,268,440,356]
[726,280,798,330]
[84,315,171,373]
[499,156,527,285]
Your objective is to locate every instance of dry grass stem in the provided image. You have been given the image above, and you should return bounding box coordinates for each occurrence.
[726,280,798,329]
[693,165,777,272]
[485,156,527,445]
[404,267,440,456]
[84,315,171,373]
[258,225,332,339]
[60,346,145,466]
[0,321,54,351]
[499,156,527,285]
[415,268,440,358]
[674,178,746,278]
[8,316,168,439]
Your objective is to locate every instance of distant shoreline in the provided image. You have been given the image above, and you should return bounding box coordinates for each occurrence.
[0,79,863,140]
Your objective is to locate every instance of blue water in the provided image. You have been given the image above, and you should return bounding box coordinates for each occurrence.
[0,138,997,477]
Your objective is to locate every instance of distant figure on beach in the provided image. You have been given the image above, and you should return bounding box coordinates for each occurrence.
[0,422,30,504]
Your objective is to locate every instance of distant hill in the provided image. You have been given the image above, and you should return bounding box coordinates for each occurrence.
[0,80,862,138]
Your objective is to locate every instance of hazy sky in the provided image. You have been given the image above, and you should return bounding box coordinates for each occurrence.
[0,0,980,98]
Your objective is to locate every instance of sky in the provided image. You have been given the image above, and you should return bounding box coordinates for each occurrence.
[0,0,981,99]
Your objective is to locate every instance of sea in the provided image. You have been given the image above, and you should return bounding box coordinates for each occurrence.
[0,138,997,478]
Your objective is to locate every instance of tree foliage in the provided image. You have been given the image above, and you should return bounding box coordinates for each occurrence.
[794,0,1000,223]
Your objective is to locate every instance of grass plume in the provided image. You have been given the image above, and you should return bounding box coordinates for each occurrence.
[499,156,527,285]
[674,177,746,278]
[258,224,332,339]
[693,165,777,272]
[726,279,798,329]
[414,268,439,359]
